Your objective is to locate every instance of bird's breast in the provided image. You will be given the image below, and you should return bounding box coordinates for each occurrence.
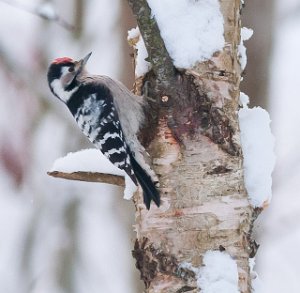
[73,95,105,140]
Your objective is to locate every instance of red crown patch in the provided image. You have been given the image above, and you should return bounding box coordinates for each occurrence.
[52,57,74,64]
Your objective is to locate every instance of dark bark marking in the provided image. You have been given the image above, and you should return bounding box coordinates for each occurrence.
[141,71,240,156]
[247,207,262,258]
[219,245,226,252]
[176,286,197,293]
[132,238,157,288]
[249,240,260,258]
[207,166,232,175]
[132,237,196,288]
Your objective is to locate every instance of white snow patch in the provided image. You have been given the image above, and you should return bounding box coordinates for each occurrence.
[198,251,240,293]
[50,148,123,175]
[180,251,240,293]
[239,91,250,106]
[127,27,139,39]
[124,174,138,200]
[239,92,276,207]
[238,27,253,71]
[36,2,57,20]
[49,149,137,200]
[128,27,151,77]
[147,0,225,68]
[249,258,262,293]
[241,27,253,42]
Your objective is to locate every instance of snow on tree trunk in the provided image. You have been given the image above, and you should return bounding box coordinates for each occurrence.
[129,1,257,292]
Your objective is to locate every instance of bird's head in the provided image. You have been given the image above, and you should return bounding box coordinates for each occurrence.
[47,52,92,103]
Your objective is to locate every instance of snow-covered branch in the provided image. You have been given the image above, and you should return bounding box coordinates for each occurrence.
[127,0,176,84]
[47,171,125,187]
[47,149,138,199]
[0,0,75,31]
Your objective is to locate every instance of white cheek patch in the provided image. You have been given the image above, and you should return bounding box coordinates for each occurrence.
[51,79,78,103]
[50,66,78,103]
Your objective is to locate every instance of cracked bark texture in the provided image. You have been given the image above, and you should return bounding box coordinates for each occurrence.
[129,0,256,292]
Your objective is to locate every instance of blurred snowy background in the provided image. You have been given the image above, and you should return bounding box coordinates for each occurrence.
[0,0,298,292]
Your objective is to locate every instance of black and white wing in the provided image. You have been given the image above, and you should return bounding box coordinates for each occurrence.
[67,81,160,209]
[67,83,137,185]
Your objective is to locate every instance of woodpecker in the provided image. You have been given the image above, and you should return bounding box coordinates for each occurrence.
[47,52,160,209]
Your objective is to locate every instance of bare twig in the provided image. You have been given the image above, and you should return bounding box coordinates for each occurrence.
[127,0,175,85]
[47,171,125,187]
[0,0,75,31]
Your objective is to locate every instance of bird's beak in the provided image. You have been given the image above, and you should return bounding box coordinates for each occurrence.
[75,52,92,73]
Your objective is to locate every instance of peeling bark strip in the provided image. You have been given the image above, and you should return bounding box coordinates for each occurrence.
[129,0,257,292]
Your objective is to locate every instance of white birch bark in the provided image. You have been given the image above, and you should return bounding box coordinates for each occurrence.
[130,1,257,292]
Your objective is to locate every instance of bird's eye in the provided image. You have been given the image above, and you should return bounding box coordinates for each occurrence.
[68,66,75,72]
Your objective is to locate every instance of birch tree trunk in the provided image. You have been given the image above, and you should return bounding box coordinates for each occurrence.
[128,1,258,292]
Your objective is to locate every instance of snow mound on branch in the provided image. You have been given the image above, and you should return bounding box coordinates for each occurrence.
[147,0,225,68]
[36,2,57,20]
[49,149,137,199]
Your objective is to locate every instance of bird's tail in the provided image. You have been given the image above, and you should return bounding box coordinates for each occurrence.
[129,154,160,209]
